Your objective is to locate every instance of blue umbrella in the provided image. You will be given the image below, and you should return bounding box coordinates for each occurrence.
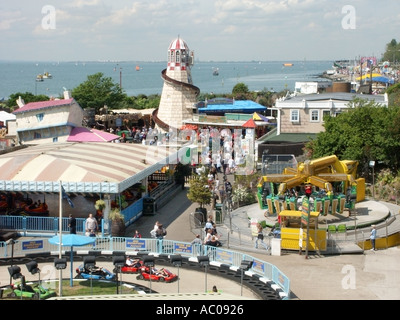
[365,76,394,84]
[48,234,96,287]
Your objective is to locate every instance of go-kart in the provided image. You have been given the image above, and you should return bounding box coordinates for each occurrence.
[136,267,178,283]
[75,264,116,281]
[8,277,56,300]
[114,260,145,274]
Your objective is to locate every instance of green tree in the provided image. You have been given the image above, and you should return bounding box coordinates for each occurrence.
[306,98,400,176]
[187,169,211,208]
[232,82,249,100]
[71,72,126,112]
[382,39,400,63]
[386,83,400,107]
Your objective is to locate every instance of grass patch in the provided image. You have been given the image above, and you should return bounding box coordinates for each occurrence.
[2,280,139,299]
[60,280,138,296]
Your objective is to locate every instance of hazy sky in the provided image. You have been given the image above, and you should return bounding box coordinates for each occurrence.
[1,0,399,62]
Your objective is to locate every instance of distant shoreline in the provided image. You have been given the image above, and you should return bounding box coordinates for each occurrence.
[0,59,333,64]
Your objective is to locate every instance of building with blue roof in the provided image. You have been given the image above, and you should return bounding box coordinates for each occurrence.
[197,98,267,115]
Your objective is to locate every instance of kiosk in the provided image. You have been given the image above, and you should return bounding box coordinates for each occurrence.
[278,210,327,252]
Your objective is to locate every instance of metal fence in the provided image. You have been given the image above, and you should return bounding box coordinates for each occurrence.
[0,198,144,238]
[0,236,290,297]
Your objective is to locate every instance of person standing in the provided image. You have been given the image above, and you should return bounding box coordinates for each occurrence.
[68,214,77,234]
[191,234,202,245]
[85,213,98,236]
[204,218,213,234]
[133,230,142,238]
[155,223,167,239]
[370,225,377,251]
[150,221,160,238]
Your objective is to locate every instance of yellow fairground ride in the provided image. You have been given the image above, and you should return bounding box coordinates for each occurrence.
[257,155,365,216]
[257,155,365,252]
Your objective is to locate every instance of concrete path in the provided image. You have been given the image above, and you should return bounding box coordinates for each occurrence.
[2,184,400,300]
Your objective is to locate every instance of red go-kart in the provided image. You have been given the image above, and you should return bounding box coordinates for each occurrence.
[114,260,145,274]
[136,267,178,283]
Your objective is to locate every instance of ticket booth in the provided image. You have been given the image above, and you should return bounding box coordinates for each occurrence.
[279,210,327,252]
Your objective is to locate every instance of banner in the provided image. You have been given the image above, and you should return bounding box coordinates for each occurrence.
[301,196,309,226]
[61,185,75,208]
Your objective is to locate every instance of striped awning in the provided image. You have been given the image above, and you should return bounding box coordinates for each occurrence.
[0,142,181,194]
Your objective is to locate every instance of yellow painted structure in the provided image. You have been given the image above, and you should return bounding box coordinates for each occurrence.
[279,210,327,252]
[257,155,366,214]
[258,155,364,198]
[359,232,400,250]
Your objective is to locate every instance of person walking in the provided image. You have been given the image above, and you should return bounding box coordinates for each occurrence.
[85,213,98,236]
[370,225,377,251]
[68,214,77,234]
[254,223,269,251]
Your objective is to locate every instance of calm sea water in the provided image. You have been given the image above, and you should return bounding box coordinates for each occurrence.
[0,60,333,100]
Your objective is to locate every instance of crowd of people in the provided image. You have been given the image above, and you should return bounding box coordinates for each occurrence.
[106,124,253,175]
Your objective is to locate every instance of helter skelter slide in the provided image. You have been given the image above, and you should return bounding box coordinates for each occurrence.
[152,37,200,133]
[152,69,200,132]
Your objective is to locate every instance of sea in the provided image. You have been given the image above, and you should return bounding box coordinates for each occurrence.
[0,60,334,100]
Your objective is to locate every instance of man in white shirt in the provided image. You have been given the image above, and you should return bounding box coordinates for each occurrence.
[228,157,235,174]
[85,213,98,235]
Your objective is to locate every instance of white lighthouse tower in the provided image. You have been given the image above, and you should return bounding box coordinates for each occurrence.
[153,37,200,132]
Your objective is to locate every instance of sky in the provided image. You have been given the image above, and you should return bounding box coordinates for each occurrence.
[1,0,399,62]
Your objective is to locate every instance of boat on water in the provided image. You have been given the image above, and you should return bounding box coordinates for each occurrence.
[283,63,294,67]
[136,65,141,71]
[212,67,219,76]
[36,74,44,82]
[43,71,52,79]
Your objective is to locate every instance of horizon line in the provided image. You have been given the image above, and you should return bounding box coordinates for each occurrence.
[0,59,342,64]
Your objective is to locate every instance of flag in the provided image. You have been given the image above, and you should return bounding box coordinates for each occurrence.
[61,185,74,208]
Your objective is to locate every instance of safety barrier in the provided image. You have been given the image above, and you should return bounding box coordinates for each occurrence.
[0,236,290,299]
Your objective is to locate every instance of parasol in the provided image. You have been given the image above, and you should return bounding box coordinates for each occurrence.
[252,112,270,122]
[48,234,96,287]
[242,118,257,128]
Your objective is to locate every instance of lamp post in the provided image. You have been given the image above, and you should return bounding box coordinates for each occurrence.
[54,258,67,297]
[197,256,209,293]
[239,260,253,296]
[8,265,23,300]
[113,254,125,295]
[369,161,375,199]
[26,260,41,299]
[83,255,96,296]
[6,239,15,269]
[143,255,155,294]
[170,255,182,293]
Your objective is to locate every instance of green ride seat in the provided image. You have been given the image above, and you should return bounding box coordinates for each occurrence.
[328,225,337,233]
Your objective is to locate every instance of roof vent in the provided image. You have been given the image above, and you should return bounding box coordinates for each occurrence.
[16,96,25,108]
[63,90,71,100]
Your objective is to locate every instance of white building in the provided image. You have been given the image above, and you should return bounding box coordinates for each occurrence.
[274,92,388,135]
[12,91,84,145]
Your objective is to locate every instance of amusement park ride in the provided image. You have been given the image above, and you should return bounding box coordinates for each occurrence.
[257,155,366,252]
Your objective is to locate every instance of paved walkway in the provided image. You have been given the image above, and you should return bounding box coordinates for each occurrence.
[2,184,400,300]
[125,187,400,300]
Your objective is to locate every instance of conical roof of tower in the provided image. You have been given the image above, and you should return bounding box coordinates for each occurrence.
[168,37,189,51]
